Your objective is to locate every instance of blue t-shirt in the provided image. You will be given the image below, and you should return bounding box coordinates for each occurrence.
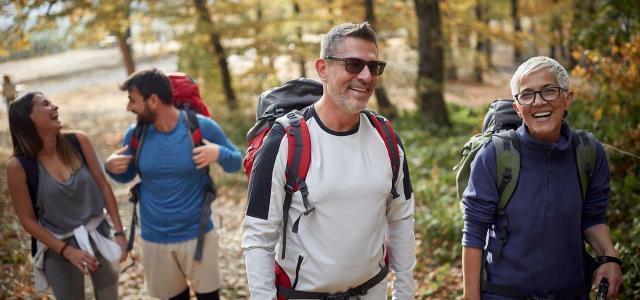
[108,112,242,243]
[461,122,610,299]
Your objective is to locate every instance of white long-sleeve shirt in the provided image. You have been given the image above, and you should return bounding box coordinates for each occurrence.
[242,108,416,299]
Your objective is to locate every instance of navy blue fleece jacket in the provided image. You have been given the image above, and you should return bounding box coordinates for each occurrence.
[461,121,610,299]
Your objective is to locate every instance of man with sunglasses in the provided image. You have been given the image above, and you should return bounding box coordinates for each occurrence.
[243,22,415,299]
[461,56,622,299]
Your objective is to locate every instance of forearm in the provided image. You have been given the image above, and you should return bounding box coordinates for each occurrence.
[20,217,67,254]
[388,217,416,300]
[462,246,482,300]
[100,184,124,232]
[244,247,277,300]
[584,224,618,257]
[217,146,242,172]
[104,165,136,183]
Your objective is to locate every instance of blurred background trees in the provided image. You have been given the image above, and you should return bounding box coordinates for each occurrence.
[1,0,638,297]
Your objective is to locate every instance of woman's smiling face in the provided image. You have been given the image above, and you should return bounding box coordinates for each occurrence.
[513,69,573,143]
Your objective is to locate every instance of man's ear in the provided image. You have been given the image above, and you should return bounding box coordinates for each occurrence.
[316,58,327,82]
[148,94,159,108]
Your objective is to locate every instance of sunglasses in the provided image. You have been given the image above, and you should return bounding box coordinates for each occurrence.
[324,56,386,76]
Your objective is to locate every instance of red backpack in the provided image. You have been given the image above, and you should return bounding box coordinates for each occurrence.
[167,72,211,117]
[243,78,401,298]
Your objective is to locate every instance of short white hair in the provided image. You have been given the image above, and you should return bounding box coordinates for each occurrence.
[510,56,569,96]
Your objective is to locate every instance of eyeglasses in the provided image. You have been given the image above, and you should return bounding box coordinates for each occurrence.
[324,56,386,76]
[514,86,567,105]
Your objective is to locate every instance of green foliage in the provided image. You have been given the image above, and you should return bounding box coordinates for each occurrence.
[397,104,483,297]
[570,34,640,298]
[573,0,640,51]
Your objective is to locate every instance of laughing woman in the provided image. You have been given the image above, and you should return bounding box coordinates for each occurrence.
[7,92,127,299]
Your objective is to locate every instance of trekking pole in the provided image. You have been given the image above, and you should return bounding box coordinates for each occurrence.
[595,278,609,300]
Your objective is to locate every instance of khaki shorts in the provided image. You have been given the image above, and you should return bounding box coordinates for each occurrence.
[141,230,221,298]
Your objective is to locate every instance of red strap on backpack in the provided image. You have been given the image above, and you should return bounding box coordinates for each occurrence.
[366,112,401,198]
[284,118,312,191]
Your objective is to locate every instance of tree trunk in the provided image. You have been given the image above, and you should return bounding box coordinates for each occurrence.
[482,2,493,70]
[116,28,135,75]
[511,0,522,64]
[365,0,397,119]
[293,1,306,77]
[414,0,450,126]
[486,36,493,70]
[569,0,597,69]
[445,32,458,80]
[116,2,135,76]
[473,0,485,83]
[193,0,238,109]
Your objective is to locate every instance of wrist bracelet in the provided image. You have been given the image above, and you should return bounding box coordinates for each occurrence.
[60,243,70,256]
[595,255,622,267]
[114,230,126,237]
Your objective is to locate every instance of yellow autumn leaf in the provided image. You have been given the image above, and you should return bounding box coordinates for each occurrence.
[611,46,619,54]
[572,65,587,77]
[571,49,582,60]
[594,108,603,121]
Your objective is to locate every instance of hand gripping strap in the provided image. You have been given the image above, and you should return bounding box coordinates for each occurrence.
[365,111,401,199]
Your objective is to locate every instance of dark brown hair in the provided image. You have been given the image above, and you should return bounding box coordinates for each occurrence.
[9,92,81,171]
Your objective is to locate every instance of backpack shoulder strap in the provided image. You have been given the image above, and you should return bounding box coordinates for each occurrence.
[15,155,39,216]
[16,154,40,258]
[572,129,597,202]
[274,110,313,259]
[181,109,217,261]
[129,122,148,169]
[492,129,520,211]
[184,109,204,147]
[64,133,87,164]
[490,129,520,261]
[364,110,401,199]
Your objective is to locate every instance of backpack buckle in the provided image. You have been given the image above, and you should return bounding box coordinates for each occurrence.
[286,112,300,126]
[298,181,309,198]
[284,184,294,194]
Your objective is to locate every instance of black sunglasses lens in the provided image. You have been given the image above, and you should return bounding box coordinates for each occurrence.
[368,62,385,75]
[344,58,366,74]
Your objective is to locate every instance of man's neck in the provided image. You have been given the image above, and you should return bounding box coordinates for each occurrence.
[314,97,360,132]
[154,105,180,132]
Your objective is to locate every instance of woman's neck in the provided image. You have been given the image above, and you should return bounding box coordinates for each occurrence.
[39,132,58,157]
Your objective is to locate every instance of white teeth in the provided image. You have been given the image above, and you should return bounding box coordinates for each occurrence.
[534,112,551,118]
[351,87,367,92]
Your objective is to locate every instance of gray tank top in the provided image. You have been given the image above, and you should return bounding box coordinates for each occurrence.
[36,163,106,235]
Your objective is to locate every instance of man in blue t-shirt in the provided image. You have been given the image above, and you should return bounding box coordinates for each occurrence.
[105,69,242,300]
